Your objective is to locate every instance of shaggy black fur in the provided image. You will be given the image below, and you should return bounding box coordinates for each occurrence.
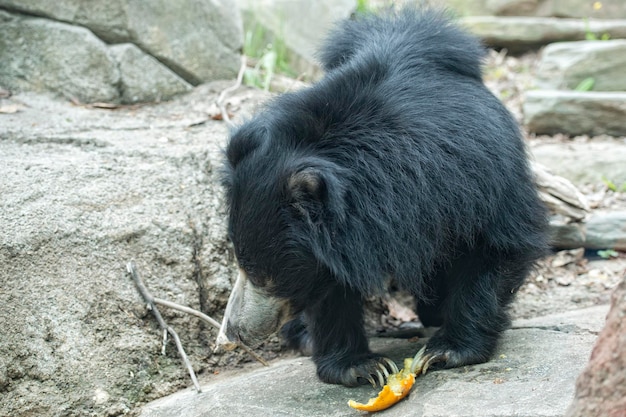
[222,8,548,386]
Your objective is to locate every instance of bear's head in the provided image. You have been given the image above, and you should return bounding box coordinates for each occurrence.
[216,121,347,348]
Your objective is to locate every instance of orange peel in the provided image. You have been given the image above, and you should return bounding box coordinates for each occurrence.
[348,358,415,412]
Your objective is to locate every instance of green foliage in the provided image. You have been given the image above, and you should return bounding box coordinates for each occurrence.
[575,77,595,91]
[597,249,619,259]
[583,18,611,41]
[601,175,626,192]
[242,22,295,91]
[356,0,371,14]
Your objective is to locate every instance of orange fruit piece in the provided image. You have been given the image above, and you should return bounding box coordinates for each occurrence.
[347,358,415,412]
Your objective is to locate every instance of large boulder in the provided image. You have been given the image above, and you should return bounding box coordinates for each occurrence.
[535,40,626,91]
[443,0,626,19]
[0,0,242,84]
[565,272,626,417]
[524,90,626,136]
[0,87,242,416]
[531,140,626,186]
[461,16,626,52]
[549,212,626,251]
[0,14,120,103]
[110,44,192,104]
[123,0,242,84]
[0,0,243,101]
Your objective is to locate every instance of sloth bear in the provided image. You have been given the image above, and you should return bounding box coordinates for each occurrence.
[217,8,548,387]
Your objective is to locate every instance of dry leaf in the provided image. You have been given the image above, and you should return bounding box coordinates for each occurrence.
[0,104,24,114]
[551,248,585,268]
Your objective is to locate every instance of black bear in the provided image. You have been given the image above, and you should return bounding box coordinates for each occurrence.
[217,8,548,387]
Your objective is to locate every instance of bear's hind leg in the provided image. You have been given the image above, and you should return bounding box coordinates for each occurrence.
[280,314,314,356]
[309,284,398,387]
[411,252,530,375]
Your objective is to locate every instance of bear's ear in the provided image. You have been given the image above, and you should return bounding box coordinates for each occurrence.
[226,123,267,169]
[286,160,346,224]
[288,168,325,203]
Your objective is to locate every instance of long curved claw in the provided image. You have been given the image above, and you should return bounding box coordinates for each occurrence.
[410,345,428,375]
[375,369,385,387]
[377,362,390,379]
[422,353,441,375]
[410,345,448,375]
[383,357,399,374]
[366,375,377,388]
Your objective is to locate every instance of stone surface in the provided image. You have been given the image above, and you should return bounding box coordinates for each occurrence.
[535,40,626,91]
[0,0,131,42]
[524,90,626,136]
[443,0,626,19]
[139,306,607,417]
[0,86,243,416]
[110,44,192,103]
[461,16,626,52]
[565,273,626,417]
[0,14,119,103]
[124,0,242,84]
[585,211,626,251]
[531,140,626,186]
[0,0,243,96]
[549,212,626,251]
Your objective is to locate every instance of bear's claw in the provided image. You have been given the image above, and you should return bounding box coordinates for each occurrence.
[410,345,449,375]
[319,354,399,387]
[361,357,399,387]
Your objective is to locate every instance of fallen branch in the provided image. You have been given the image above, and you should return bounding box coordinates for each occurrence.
[153,298,270,367]
[126,261,201,393]
[153,297,221,329]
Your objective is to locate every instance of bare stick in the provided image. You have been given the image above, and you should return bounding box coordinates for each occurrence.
[154,297,270,367]
[127,261,202,393]
[153,297,221,329]
[237,342,270,367]
[216,55,247,127]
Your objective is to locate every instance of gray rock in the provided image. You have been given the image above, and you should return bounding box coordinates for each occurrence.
[531,140,626,186]
[548,212,626,251]
[0,0,243,84]
[0,0,82,22]
[444,0,626,19]
[138,306,607,417]
[0,0,130,42]
[0,86,238,417]
[549,216,586,250]
[110,43,192,104]
[565,274,626,417]
[0,14,119,103]
[536,40,626,91]
[125,0,243,84]
[585,211,626,250]
[524,90,626,136]
[461,16,626,52]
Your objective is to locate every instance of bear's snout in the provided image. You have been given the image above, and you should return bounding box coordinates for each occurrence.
[216,268,291,349]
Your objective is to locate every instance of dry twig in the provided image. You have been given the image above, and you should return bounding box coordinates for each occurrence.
[153,297,269,366]
[153,297,221,329]
[126,261,202,393]
[216,55,247,127]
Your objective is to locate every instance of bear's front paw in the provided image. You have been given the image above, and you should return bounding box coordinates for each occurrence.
[410,331,494,375]
[316,353,399,387]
